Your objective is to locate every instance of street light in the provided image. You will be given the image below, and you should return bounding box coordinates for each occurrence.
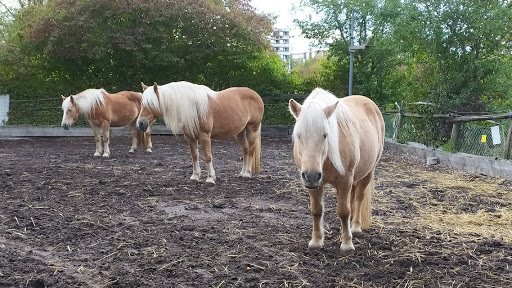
[348,10,368,96]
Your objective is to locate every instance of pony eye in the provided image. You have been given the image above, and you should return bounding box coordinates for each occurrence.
[323,133,327,139]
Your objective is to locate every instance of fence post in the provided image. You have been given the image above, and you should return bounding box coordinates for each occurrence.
[392,102,404,142]
[450,122,460,150]
[504,117,512,160]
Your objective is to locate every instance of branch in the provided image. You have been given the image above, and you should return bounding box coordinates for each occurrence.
[0,2,15,16]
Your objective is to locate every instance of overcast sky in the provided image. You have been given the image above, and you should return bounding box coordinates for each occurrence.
[250,0,312,53]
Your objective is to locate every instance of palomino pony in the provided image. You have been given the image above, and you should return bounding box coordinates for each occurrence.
[61,88,153,157]
[136,81,264,184]
[288,88,384,255]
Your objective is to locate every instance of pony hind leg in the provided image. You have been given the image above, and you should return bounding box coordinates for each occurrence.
[351,171,374,233]
[91,125,103,157]
[198,132,215,184]
[246,123,261,175]
[184,134,201,182]
[235,130,250,178]
[101,122,111,157]
[308,186,325,249]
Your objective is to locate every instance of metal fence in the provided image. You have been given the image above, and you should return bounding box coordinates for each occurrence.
[4,95,512,160]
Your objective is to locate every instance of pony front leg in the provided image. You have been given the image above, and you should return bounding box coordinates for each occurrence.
[199,132,215,184]
[92,125,103,157]
[308,187,325,249]
[145,129,153,153]
[101,122,111,157]
[336,180,355,255]
[128,122,138,153]
[184,135,200,182]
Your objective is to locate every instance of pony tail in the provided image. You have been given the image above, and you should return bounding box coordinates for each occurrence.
[251,124,261,174]
[360,178,373,229]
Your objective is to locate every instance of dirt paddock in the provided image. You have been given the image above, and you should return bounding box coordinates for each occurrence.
[1,135,511,287]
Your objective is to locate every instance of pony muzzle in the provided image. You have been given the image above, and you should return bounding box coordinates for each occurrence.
[301,171,323,189]
[62,123,70,130]
[137,119,148,132]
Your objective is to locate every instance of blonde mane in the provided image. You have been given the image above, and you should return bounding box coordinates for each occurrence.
[293,88,356,175]
[62,88,107,115]
[142,81,218,135]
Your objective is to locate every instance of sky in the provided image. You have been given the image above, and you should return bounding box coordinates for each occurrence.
[250,0,313,54]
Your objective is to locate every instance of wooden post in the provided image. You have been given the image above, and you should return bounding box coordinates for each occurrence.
[450,122,460,151]
[393,102,404,142]
[504,119,512,160]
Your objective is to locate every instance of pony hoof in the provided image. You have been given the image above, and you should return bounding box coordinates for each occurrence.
[190,175,200,182]
[351,227,362,234]
[94,152,101,157]
[206,177,216,185]
[241,172,252,178]
[146,149,153,153]
[340,244,355,256]
[102,154,110,158]
[128,150,135,154]
[308,240,324,249]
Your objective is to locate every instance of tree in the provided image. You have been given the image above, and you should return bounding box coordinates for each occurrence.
[0,0,293,101]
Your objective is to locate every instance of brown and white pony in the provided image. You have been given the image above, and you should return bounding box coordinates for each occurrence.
[61,88,152,157]
[289,88,384,255]
[136,81,264,184]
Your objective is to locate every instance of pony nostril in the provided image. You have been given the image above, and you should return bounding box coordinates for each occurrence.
[301,172,307,181]
[316,172,322,181]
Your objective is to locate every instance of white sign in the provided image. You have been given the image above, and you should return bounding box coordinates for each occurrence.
[0,94,9,126]
[491,125,501,145]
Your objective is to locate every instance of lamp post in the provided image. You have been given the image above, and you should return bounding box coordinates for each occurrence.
[348,9,368,96]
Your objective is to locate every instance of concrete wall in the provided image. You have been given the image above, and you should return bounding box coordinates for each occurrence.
[0,125,293,138]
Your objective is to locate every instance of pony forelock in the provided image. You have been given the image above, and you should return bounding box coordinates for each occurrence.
[63,88,106,114]
[141,88,161,112]
[155,81,217,135]
[293,88,355,175]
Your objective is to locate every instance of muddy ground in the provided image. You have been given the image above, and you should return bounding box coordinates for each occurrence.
[0,135,511,288]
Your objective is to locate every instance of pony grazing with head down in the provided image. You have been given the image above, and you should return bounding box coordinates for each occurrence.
[289,88,384,255]
[136,81,264,184]
[61,88,153,157]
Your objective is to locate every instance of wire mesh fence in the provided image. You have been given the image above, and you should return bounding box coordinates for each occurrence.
[382,112,512,159]
[4,95,511,160]
[457,120,510,158]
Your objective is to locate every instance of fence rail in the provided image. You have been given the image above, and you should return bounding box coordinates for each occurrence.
[3,95,512,160]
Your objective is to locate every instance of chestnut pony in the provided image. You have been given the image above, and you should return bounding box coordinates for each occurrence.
[61,88,153,157]
[136,81,264,184]
[289,88,384,255]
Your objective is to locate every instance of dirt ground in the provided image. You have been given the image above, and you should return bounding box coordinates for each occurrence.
[0,135,511,288]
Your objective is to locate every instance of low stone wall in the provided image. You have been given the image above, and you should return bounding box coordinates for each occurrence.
[385,140,512,180]
[0,125,293,138]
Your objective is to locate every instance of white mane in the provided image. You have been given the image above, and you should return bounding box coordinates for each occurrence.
[293,88,355,175]
[62,88,107,115]
[141,81,218,135]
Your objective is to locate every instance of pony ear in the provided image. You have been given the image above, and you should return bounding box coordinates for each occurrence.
[141,82,148,91]
[69,95,75,105]
[323,101,338,119]
[61,95,66,101]
[153,82,159,98]
[289,99,302,119]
